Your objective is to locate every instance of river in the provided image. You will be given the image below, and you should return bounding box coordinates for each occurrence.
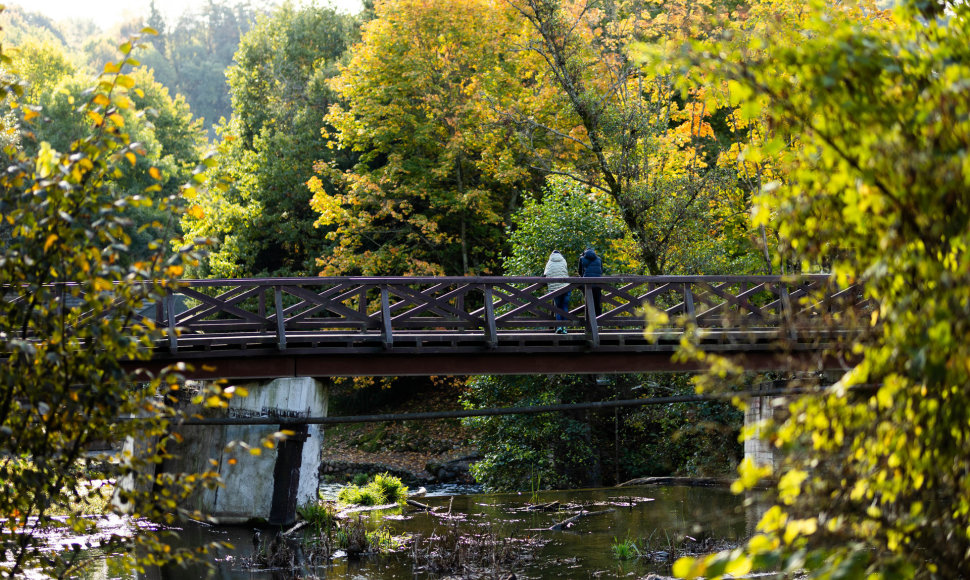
[70,483,761,579]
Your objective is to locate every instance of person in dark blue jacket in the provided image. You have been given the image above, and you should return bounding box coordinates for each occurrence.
[578,247,603,316]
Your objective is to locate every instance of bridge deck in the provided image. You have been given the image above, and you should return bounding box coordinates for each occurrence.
[123,275,863,378]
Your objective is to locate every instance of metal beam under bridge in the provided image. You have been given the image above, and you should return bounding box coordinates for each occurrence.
[128,348,841,380]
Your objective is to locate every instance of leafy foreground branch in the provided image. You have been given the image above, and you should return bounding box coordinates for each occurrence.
[659,0,970,578]
[0,28,243,578]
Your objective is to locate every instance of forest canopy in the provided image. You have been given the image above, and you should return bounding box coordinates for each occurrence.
[2,0,968,578]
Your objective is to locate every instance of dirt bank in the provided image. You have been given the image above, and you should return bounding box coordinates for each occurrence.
[319,380,478,486]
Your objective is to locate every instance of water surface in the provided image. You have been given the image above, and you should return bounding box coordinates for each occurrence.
[107,484,755,579]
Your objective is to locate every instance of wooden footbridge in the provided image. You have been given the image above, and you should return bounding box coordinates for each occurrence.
[107,275,864,526]
[132,275,864,379]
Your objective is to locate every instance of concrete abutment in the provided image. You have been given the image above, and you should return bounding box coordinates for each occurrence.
[162,376,328,525]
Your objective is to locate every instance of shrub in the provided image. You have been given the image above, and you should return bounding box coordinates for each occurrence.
[337,473,408,507]
[371,472,408,505]
[337,484,385,506]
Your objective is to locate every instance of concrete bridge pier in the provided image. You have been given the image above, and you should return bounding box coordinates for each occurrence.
[743,372,844,470]
[743,394,780,470]
[164,376,328,526]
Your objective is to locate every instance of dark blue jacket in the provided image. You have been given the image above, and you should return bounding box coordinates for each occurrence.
[578,248,602,277]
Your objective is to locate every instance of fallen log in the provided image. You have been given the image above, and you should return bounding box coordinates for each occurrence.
[527,501,560,512]
[406,498,434,512]
[336,502,402,519]
[550,508,614,531]
[616,476,731,488]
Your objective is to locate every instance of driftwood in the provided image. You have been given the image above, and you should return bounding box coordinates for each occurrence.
[527,501,560,512]
[406,498,434,512]
[617,476,731,488]
[550,508,614,531]
[336,502,402,519]
[282,521,307,537]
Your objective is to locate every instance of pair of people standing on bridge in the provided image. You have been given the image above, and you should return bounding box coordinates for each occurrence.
[544,247,603,334]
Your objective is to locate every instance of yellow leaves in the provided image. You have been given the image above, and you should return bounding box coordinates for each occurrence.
[223,386,248,398]
[732,457,773,494]
[724,555,753,576]
[44,234,58,252]
[187,205,205,220]
[783,518,818,545]
[849,479,870,502]
[92,278,112,292]
[673,549,752,579]
[149,167,162,180]
[747,534,778,554]
[777,469,808,504]
[165,265,184,277]
[116,74,135,90]
[672,556,703,578]
[750,202,772,228]
[725,79,752,107]
[758,505,788,535]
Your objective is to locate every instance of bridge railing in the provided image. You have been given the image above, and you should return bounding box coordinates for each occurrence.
[145,275,864,352]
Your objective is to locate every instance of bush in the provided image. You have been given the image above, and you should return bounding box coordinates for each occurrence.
[337,484,385,506]
[371,472,408,505]
[337,473,408,507]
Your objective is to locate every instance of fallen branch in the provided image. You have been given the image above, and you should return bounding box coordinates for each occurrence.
[525,501,560,512]
[550,508,614,531]
[406,498,434,512]
[336,502,402,518]
[617,476,731,488]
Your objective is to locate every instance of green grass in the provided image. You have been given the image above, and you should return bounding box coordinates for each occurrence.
[371,472,408,505]
[337,484,385,506]
[297,501,338,533]
[611,537,640,560]
[337,473,408,507]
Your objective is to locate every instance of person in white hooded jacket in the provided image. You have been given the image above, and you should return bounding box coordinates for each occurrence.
[544,250,570,333]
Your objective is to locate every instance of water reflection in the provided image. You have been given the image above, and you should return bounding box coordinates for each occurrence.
[83,485,757,579]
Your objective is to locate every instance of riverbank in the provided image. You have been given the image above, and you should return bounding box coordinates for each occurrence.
[320,380,478,486]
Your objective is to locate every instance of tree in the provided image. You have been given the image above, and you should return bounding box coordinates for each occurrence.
[12,40,207,265]
[162,0,259,136]
[310,0,540,276]
[501,177,636,276]
[670,0,970,577]
[183,3,356,278]
[503,0,750,275]
[464,372,743,491]
[0,33,237,578]
[463,374,603,490]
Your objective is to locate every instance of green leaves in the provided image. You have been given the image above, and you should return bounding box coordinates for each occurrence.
[184,4,355,278]
[313,0,530,276]
[667,0,970,577]
[503,177,634,276]
[0,31,219,578]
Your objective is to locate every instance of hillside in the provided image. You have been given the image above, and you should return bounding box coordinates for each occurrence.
[319,379,478,485]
